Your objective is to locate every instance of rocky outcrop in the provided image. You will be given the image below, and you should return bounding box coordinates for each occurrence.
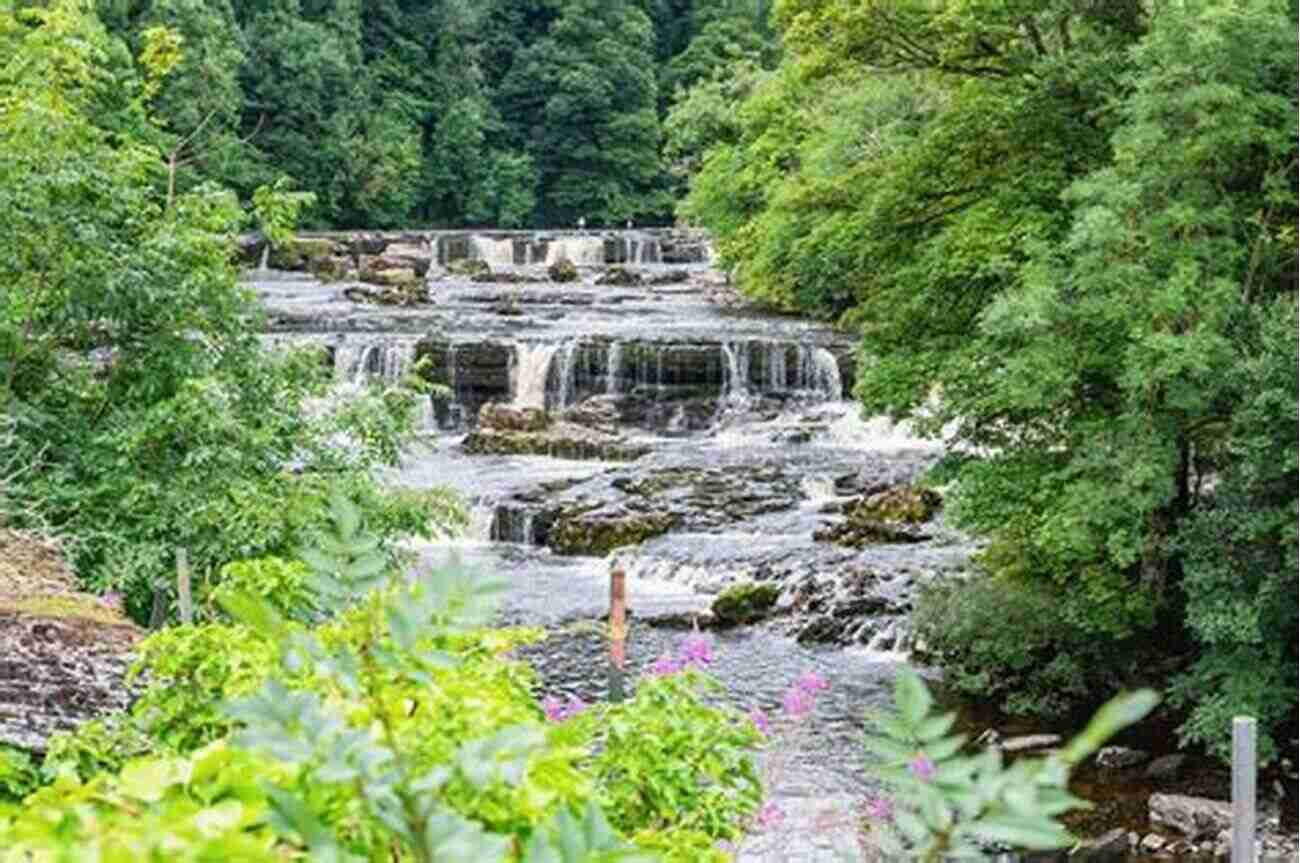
[595,266,642,286]
[478,403,549,432]
[0,530,141,752]
[462,422,651,462]
[548,257,579,283]
[1148,793,1233,840]
[343,278,425,306]
[547,511,677,556]
[711,581,780,626]
[269,237,339,272]
[814,486,941,547]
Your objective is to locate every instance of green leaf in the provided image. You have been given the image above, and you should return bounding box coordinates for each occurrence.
[894,669,933,727]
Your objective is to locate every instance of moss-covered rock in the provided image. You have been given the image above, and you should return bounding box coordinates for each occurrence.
[547,256,579,283]
[461,423,650,461]
[850,486,941,524]
[447,258,492,278]
[595,266,642,286]
[268,238,338,272]
[710,581,780,626]
[478,403,549,432]
[546,511,676,556]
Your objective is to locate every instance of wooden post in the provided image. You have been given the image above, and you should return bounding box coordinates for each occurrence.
[176,547,193,625]
[608,567,627,702]
[1232,716,1256,863]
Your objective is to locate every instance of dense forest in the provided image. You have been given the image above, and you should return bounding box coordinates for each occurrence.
[678,0,1298,763]
[91,0,778,229]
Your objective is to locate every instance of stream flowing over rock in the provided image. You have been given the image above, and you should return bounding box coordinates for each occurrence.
[250,228,978,860]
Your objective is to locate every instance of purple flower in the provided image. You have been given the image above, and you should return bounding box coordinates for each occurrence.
[756,800,785,829]
[99,592,124,612]
[748,708,771,736]
[864,796,894,821]
[794,670,829,695]
[678,632,713,668]
[648,652,684,677]
[541,695,587,722]
[782,686,814,719]
[909,753,936,782]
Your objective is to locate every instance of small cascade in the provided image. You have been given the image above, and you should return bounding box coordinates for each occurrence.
[721,341,750,402]
[635,233,661,264]
[331,338,420,385]
[799,476,837,506]
[492,509,537,544]
[605,341,622,394]
[258,244,270,272]
[544,236,606,266]
[465,503,495,541]
[471,235,516,267]
[767,343,788,392]
[811,348,843,401]
[863,617,913,659]
[511,343,560,409]
[553,341,581,410]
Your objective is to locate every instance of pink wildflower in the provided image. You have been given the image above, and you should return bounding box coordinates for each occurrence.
[541,695,566,722]
[756,800,785,829]
[909,753,936,782]
[648,652,684,676]
[678,632,713,667]
[782,686,814,718]
[865,796,894,821]
[541,695,587,722]
[748,707,771,736]
[794,670,829,695]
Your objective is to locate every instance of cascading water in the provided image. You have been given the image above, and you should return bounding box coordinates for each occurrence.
[605,341,622,394]
[553,341,580,409]
[471,236,516,267]
[511,343,560,409]
[811,347,843,401]
[721,341,750,402]
[544,236,606,266]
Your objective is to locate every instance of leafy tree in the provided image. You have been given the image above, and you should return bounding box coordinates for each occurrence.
[500,0,670,225]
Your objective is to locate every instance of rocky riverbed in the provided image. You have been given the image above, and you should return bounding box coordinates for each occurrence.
[250,229,1296,862]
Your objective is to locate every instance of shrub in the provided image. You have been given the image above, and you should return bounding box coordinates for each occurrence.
[40,715,159,785]
[209,557,313,621]
[861,669,1157,860]
[912,574,1150,719]
[0,745,38,804]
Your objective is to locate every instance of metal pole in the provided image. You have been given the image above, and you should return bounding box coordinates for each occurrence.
[1232,716,1256,863]
[608,567,627,702]
[176,547,193,625]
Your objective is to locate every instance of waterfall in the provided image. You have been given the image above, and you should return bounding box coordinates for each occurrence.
[511,343,560,409]
[635,233,661,264]
[553,341,581,409]
[721,341,750,401]
[471,235,516,267]
[767,344,788,391]
[258,244,270,272]
[605,341,622,394]
[812,348,843,401]
[544,236,605,266]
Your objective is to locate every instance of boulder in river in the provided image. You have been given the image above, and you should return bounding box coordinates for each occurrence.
[548,256,579,283]
[269,237,339,272]
[710,581,780,626]
[595,266,642,286]
[0,530,141,752]
[478,402,549,432]
[462,422,650,462]
[447,258,492,278]
[1148,793,1233,840]
[547,510,676,556]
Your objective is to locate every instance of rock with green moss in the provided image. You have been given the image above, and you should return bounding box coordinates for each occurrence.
[547,256,579,283]
[268,237,338,272]
[595,266,641,286]
[0,529,141,751]
[850,486,941,524]
[447,258,492,278]
[711,581,780,626]
[546,510,676,556]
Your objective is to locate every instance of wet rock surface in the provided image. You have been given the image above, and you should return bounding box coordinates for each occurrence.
[0,530,141,752]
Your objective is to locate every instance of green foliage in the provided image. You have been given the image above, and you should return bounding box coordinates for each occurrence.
[211,556,314,621]
[580,670,763,839]
[40,714,160,786]
[863,669,1158,860]
[913,576,1150,719]
[4,741,286,861]
[127,623,281,752]
[252,178,317,248]
[0,745,39,804]
[685,0,1298,757]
